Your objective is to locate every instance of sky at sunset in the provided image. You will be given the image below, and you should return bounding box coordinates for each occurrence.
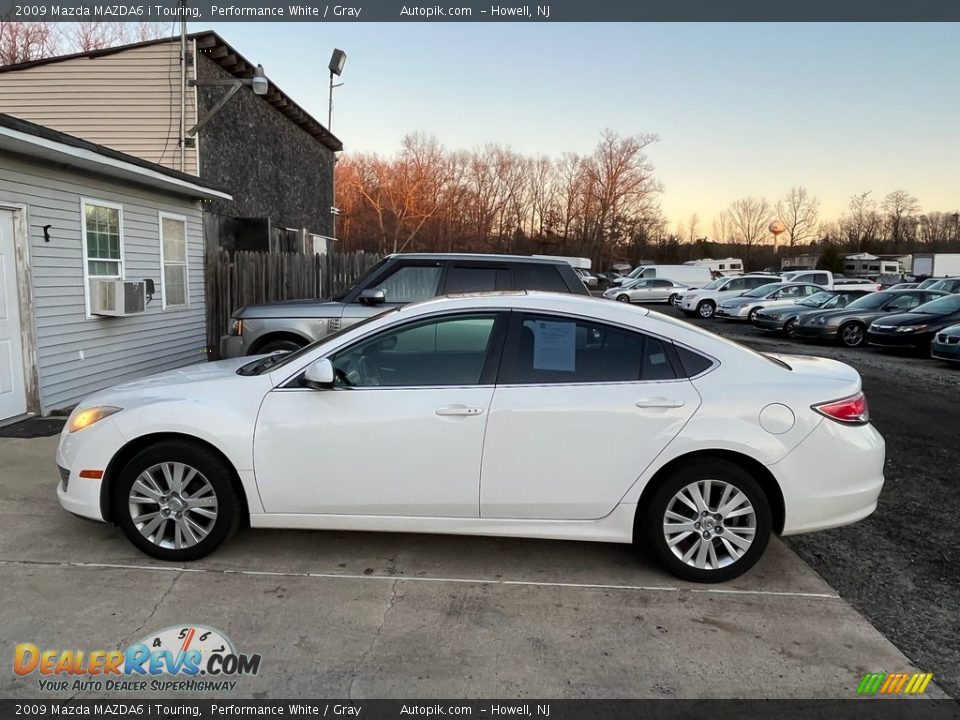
[202,21,960,233]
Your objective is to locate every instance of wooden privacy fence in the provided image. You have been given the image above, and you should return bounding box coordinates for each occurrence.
[205,249,382,355]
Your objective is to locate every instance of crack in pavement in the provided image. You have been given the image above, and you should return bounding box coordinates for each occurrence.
[347,577,400,701]
[116,570,183,650]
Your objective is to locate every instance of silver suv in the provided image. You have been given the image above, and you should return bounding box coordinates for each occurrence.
[220,253,589,358]
[677,274,781,319]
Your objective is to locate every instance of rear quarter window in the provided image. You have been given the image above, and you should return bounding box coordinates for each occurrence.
[515,264,569,293]
[674,345,714,377]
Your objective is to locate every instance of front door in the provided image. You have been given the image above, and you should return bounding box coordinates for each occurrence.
[480,313,700,520]
[0,209,27,421]
[254,312,507,517]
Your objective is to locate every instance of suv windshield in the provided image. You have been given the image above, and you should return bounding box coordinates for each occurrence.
[848,292,894,309]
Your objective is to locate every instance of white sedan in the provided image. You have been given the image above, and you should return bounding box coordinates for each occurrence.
[715,283,824,321]
[57,293,885,583]
[602,278,689,304]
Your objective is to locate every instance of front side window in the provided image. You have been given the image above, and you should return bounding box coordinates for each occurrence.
[503,315,677,384]
[331,314,498,387]
[160,214,188,308]
[368,264,442,303]
[83,202,122,277]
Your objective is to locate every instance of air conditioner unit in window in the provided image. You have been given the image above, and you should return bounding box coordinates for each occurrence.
[90,280,146,317]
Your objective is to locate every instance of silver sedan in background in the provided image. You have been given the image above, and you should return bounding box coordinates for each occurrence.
[603,278,689,304]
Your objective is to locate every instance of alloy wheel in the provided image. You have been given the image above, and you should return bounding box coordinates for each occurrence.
[841,324,865,347]
[698,301,716,319]
[661,479,757,570]
[128,462,219,550]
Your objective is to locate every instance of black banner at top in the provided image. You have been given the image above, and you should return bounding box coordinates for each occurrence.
[1,0,959,22]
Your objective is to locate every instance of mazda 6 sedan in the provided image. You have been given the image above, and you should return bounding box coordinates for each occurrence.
[57,293,885,583]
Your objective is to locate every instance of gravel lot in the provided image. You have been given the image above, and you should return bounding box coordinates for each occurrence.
[652,302,960,697]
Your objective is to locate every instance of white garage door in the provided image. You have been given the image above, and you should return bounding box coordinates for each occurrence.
[0,209,27,421]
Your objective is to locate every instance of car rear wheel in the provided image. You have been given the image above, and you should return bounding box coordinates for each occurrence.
[644,458,772,583]
[839,322,866,347]
[616,294,631,303]
[114,440,241,561]
[668,294,679,305]
[697,300,716,319]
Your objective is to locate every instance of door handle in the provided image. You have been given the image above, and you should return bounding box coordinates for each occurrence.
[435,405,485,417]
[635,398,686,409]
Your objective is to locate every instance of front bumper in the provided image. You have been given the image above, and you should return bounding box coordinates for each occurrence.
[220,333,248,359]
[866,330,932,350]
[715,306,750,319]
[791,324,838,341]
[772,419,885,536]
[931,335,960,362]
[56,419,126,523]
[752,314,786,331]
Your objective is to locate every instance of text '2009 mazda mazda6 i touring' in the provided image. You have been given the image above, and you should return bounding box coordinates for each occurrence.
[56,293,885,583]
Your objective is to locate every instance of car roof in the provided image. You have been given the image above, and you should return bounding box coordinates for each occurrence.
[385,252,568,265]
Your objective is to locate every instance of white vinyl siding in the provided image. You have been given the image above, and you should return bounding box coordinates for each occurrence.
[0,152,206,414]
[159,212,189,308]
[0,41,199,175]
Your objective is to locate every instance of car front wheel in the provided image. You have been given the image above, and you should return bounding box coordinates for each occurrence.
[839,322,866,347]
[114,440,241,561]
[616,294,632,303]
[697,301,716,319]
[644,459,772,583]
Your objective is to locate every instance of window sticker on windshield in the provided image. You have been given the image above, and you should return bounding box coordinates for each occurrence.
[532,320,576,371]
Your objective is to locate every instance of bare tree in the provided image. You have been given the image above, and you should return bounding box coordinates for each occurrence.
[687,213,699,244]
[882,189,921,249]
[840,191,882,251]
[727,197,772,261]
[712,210,732,244]
[0,22,57,64]
[775,186,819,248]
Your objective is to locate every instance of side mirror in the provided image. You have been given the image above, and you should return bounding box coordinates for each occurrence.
[359,288,386,305]
[302,358,335,390]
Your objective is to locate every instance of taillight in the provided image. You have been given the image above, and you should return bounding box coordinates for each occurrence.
[813,392,869,424]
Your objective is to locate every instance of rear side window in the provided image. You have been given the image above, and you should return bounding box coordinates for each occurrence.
[674,346,714,377]
[745,277,771,289]
[515,264,568,293]
[445,266,511,293]
[503,315,677,384]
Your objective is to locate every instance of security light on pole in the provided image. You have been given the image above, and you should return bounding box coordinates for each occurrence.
[328,48,347,130]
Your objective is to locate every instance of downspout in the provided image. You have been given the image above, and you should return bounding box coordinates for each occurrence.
[179,16,187,172]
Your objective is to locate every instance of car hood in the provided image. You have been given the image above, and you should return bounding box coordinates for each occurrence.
[760,303,822,317]
[802,308,887,324]
[870,311,957,328]
[721,296,763,307]
[235,298,346,319]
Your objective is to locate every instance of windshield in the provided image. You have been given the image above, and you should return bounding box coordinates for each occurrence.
[916,278,939,289]
[237,308,400,376]
[799,291,834,307]
[848,291,895,309]
[331,257,391,301]
[912,295,960,315]
[627,266,646,279]
[702,278,726,290]
[743,282,782,298]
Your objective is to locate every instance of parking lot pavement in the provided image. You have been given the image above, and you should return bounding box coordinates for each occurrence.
[0,435,942,699]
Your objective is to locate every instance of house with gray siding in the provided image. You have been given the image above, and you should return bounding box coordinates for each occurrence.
[0,113,231,422]
[0,31,341,254]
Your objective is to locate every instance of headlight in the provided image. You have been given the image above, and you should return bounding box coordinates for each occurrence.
[896,325,926,333]
[68,406,122,433]
[228,319,244,336]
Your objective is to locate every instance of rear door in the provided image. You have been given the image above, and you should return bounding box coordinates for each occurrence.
[480,312,700,520]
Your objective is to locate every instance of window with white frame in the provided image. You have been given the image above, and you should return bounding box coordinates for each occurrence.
[83,201,123,278]
[159,213,189,308]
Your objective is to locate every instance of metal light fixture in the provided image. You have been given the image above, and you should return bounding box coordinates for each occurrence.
[328,49,347,130]
[251,64,269,95]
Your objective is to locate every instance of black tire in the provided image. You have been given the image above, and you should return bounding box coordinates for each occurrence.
[616,294,632,303]
[114,440,241,562]
[747,307,759,323]
[668,294,679,305]
[697,300,716,319]
[642,458,772,583]
[784,318,798,338]
[255,338,304,355]
[839,322,866,348]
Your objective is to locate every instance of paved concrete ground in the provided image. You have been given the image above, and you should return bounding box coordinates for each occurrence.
[0,435,942,699]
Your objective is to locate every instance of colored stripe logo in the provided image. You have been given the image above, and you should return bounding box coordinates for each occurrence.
[857,672,933,695]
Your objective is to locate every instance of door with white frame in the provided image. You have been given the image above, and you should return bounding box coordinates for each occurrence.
[0,209,28,421]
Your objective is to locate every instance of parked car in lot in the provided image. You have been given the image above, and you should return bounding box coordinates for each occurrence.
[791,289,948,348]
[610,264,712,288]
[887,282,917,291]
[603,278,688,304]
[715,283,823,321]
[57,292,885,583]
[678,273,782,318]
[930,324,960,365]
[867,294,960,354]
[752,290,873,336]
[573,266,599,287]
[220,253,589,358]
[779,270,879,292]
[927,277,960,294]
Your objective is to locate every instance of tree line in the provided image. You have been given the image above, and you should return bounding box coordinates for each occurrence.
[335,132,960,271]
[0,21,169,65]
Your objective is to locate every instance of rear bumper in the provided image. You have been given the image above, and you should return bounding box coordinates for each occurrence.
[771,419,885,536]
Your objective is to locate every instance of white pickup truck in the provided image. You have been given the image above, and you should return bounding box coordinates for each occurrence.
[780,270,880,292]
